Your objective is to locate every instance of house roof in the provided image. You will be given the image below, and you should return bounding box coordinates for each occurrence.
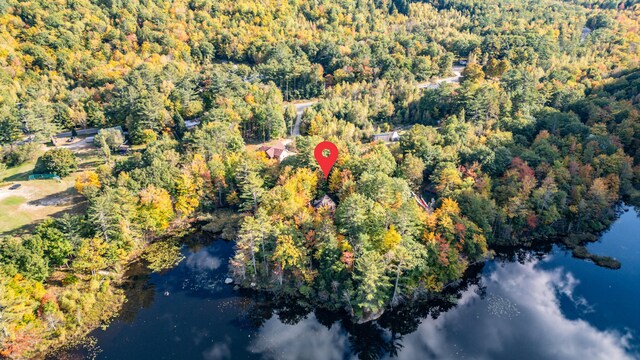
[267,147,286,159]
[259,142,287,159]
[372,131,400,142]
[312,195,336,209]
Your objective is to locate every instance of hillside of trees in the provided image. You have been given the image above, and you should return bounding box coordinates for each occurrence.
[0,0,639,357]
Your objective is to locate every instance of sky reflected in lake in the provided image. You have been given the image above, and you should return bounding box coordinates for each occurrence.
[246,255,637,360]
[57,208,640,360]
[394,258,635,360]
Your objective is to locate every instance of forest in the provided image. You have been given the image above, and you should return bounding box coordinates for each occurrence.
[0,0,639,357]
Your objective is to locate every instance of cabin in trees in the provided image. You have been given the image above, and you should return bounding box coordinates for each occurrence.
[324,74,335,89]
[312,195,336,211]
[258,142,294,162]
[117,144,131,155]
[372,131,400,143]
[185,119,201,129]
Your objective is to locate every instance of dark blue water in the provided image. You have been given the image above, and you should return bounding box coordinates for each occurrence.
[61,207,640,360]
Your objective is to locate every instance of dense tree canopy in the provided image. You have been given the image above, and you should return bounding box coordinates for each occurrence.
[1,0,639,357]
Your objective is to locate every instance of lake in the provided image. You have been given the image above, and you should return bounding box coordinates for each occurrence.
[58,207,640,360]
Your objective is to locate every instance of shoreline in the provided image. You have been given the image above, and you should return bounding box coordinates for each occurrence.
[30,201,629,358]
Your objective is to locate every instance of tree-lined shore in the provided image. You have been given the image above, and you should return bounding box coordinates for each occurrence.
[1,0,639,357]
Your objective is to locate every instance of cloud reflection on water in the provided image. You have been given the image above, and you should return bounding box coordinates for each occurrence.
[249,314,355,360]
[185,250,222,272]
[249,258,636,360]
[202,340,231,360]
[397,258,635,360]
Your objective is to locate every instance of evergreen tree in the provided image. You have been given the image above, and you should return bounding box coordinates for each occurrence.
[353,251,391,318]
[239,172,265,211]
[0,116,22,147]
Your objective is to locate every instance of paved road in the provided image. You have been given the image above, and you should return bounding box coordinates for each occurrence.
[55,127,99,138]
[581,27,592,43]
[291,101,317,137]
[289,67,464,137]
[417,66,465,89]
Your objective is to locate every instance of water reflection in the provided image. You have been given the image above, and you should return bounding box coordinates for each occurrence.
[249,314,352,360]
[245,257,636,360]
[202,340,232,360]
[393,258,635,360]
[57,210,640,360]
[185,249,222,271]
[117,260,156,324]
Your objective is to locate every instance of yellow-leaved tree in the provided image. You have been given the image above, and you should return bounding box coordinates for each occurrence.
[75,171,101,196]
[382,225,402,252]
[175,154,208,218]
[272,234,305,286]
[137,185,174,231]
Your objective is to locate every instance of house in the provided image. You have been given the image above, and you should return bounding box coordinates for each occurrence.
[258,142,293,162]
[184,119,201,129]
[312,195,336,211]
[118,144,131,155]
[324,74,335,88]
[372,131,400,143]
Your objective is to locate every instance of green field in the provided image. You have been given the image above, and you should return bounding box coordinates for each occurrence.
[0,195,26,206]
[0,204,30,233]
[1,157,40,183]
[0,146,100,235]
[0,194,30,233]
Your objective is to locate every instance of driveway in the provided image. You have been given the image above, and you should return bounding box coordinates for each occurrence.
[291,101,317,137]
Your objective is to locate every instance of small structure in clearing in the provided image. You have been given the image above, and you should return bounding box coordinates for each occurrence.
[312,195,336,211]
[185,119,200,129]
[258,142,294,161]
[372,131,400,143]
[29,174,61,182]
[118,144,131,154]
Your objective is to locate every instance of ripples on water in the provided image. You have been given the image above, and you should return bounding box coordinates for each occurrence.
[57,208,640,360]
[486,294,520,319]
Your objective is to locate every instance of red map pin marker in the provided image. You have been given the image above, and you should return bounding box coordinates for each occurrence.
[314,141,339,179]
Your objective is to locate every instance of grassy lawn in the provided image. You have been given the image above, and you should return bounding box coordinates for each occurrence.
[0,145,103,235]
[2,157,40,182]
[0,178,82,235]
[0,195,27,206]
[0,197,31,233]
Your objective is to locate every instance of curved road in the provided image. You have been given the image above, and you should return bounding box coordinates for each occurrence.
[291,101,317,137]
[51,68,465,142]
[417,65,464,90]
[289,67,464,137]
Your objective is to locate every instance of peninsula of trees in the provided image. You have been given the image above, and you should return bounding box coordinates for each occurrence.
[0,0,639,357]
